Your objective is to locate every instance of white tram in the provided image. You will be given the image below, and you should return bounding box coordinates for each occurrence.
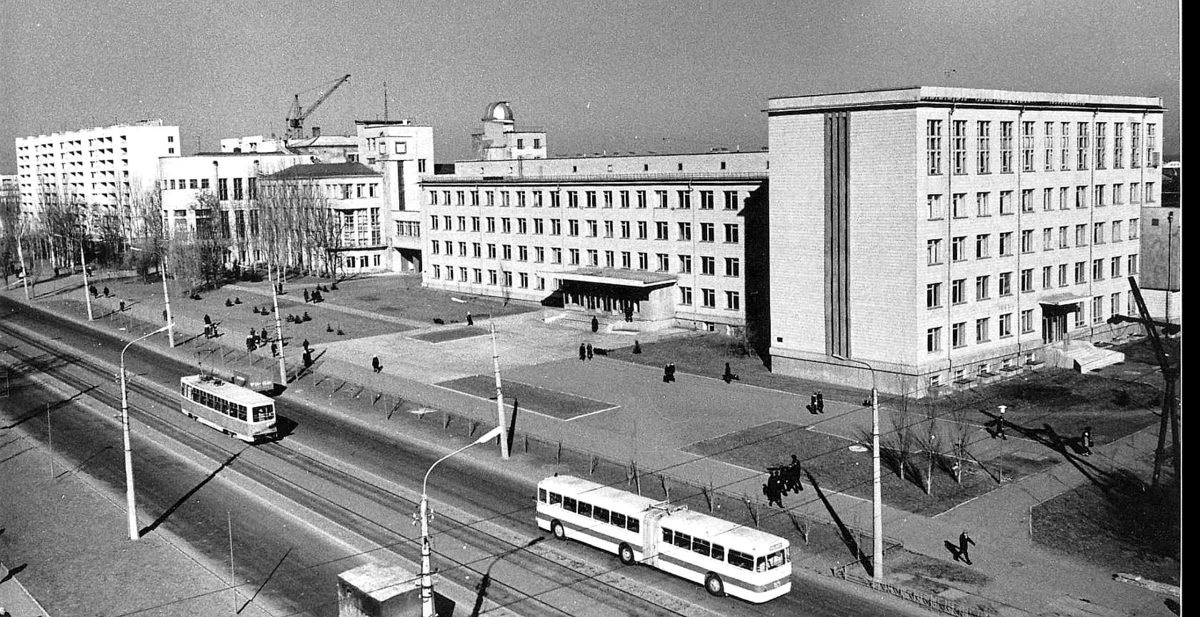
[536,475,792,603]
[179,374,277,442]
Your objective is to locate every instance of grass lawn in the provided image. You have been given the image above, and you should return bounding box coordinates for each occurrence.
[265,273,536,325]
[1032,473,1179,585]
[685,421,1060,517]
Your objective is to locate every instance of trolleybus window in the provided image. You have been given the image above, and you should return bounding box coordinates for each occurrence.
[252,405,274,422]
[562,497,577,512]
[548,491,561,506]
[610,511,626,529]
[758,549,788,572]
[711,543,724,562]
[626,517,639,533]
[673,531,691,549]
[692,537,711,557]
[576,502,592,518]
[728,549,754,571]
[592,506,609,524]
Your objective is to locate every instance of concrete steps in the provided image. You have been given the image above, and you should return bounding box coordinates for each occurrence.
[1046,340,1125,372]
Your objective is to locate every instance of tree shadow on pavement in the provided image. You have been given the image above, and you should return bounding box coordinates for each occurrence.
[805,469,874,578]
[2,384,98,430]
[140,449,243,537]
[471,537,544,617]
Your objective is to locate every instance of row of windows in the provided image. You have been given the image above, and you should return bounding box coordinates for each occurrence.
[429,216,741,244]
[430,241,740,275]
[928,119,1159,176]
[927,184,1153,221]
[926,292,1136,352]
[182,384,274,422]
[925,255,1138,309]
[926,221,1137,264]
[428,188,743,211]
[678,286,740,310]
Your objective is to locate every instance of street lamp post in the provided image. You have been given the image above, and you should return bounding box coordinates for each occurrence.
[130,246,174,347]
[834,355,883,585]
[80,243,94,321]
[489,322,509,460]
[268,262,286,384]
[120,324,171,540]
[15,231,30,301]
[420,426,504,617]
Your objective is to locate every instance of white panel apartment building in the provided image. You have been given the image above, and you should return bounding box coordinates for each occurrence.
[766,87,1163,395]
[420,151,768,331]
[14,120,180,229]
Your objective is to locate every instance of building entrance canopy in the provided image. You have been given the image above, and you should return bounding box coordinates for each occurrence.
[551,268,677,322]
[1039,293,1085,314]
[553,268,677,289]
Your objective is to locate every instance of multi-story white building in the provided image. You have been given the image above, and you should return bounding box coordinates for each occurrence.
[14,120,180,230]
[258,162,389,274]
[159,152,309,264]
[471,102,547,161]
[355,120,435,273]
[420,150,768,331]
[766,87,1163,395]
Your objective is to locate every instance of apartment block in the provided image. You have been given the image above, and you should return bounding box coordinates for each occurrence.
[767,87,1163,395]
[14,120,180,230]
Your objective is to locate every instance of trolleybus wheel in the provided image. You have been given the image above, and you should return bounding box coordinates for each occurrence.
[704,573,725,597]
[551,520,566,540]
[618,543,636,565]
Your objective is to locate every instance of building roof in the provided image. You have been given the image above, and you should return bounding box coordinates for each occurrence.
[554,268,677,288]
[284,135,358,148]
[264,162,380,179]
[768,86,1164,114]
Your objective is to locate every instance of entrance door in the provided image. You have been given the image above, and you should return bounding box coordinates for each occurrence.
[1042,313,1066,343]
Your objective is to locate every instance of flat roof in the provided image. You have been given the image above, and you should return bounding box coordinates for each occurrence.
[554,268,677,287]
[338,563,417,602]
[768,86,1164,114]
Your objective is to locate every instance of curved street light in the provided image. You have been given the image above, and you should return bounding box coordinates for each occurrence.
[120,324,171,540]
[834,354,883,585]
[420,426,504,617]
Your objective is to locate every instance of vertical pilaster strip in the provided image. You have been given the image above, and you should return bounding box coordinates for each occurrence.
[824,112,851,357]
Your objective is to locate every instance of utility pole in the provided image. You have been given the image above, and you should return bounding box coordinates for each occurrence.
[490,322,509,459]
[80,243,93,321]
[269,262,286,384]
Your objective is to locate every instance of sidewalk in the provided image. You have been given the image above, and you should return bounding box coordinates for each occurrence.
[5,274,1178,616]
[0,567,48,617]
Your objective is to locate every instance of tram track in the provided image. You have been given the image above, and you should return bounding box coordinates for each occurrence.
[0,319,742,617]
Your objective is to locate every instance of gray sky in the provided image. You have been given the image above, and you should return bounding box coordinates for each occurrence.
[0,0,1180,170]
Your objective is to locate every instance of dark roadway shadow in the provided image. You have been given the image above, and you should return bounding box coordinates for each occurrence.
[139,449,243,537]
[2,384,98,430]
[0,562,26,583]
[983,412,1112,490]
[55,444,114,479]
[804,469,874,578]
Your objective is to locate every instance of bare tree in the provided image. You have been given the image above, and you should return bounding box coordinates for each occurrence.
[947,400,974,485]
[0,181,20,286]
[255,174,341,279]
[921,402,940,495]
[887,386,919,483]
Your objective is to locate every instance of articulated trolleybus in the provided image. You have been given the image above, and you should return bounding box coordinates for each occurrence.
[537,475,791,603]
[180,374,277,442]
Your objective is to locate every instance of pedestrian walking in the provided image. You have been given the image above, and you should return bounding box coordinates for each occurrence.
[246,336,256,352]
[662,364,672,383]
[204,313,211,325]
[303,349,313,367]
[372,356,382,373]
[89,284,98,297]
[586,343,594,360]
[271,342,278,357]
[633,339,642,354]
[810,392,818,414]
[302,338,310,351]
[1080,426,1094,456]
[303,289,310,303]
[763,478,784,508]
[993,405,1008,440]
[119,300,126,312]
[816,391,824,413]
[787,454,805,492]
[667,363,676,382]
[722,362,739,383]
[466,311,474,326]
[163,309,168,322]
[957,530,976,565]
[591,315,599,333]
[579,343,587,361]
[102,286,110,297]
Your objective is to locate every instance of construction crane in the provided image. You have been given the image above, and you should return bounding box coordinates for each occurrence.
[285,74,351,140]
[1107,276,1180,489]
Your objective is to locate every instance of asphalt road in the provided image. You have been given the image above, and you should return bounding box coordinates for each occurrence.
[1,296,911,617]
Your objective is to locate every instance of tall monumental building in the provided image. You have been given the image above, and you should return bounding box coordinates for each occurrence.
[766,87,1163,396]
[14,120,181,231]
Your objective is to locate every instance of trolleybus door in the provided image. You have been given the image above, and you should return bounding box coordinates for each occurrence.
[642,508,669,566]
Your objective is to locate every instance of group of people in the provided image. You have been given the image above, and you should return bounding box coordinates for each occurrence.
[808,391,825,414]
[662,363,677,383]
[302,287,327,304]
[578,342,595,360]
[87,284,110,298]
[763,455,805,507]
[244,328,277,356]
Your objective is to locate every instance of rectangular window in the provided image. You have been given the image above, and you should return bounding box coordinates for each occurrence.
[952,193,967,218]
[1092,296,1105,324]
[1130,122,1142,168]
[585,191,596,208]
[999,121,1013,173]
[726,291,740,311]
[976,121,991,174]
[1021,189,1034,213]
[1021,230,1033,254]
[679,286,692,305]
[1021,309,1035,334]
[999,190,1013,215]
[975,275,990,300]
[677,190,692,209]
[1059,264,1069,287]
[725,257,740,277]
[1076,224,1087,246]
[1093,258,1104,281]
[975,234,989,259]
[951,278,965,304]
[1093,222,1105,244]
[700,223,715,243]
[1128,254,1138,274]
[1095,122,1106,169]
[1060,122,1071,170]
[678,255,692,273]
[636,190,647,208]
[1021,121,1035,172]
[926,282,942,308]
[567,191,578,208]
[927,327,942,352]
[1074,261,1087,284]
[976,192,990,216]
[1043,266,1053,289]
[1020,268,1034,292]
[620,190,630,208]
[1077,122,1089,170]
[723,224,739,243]
[656,221,669,240]
[927,239,943,265]
[952,120,967,174]
[999,313,1013,338]
[700,256,716,275]
[952,236,966,261]
[928,194,944,219]
[1113,123,1125,169]
[656,190,668,208]
[999,271,1012,296]
[1111,256,1121,278]
[1147,124,1158,167]
[976,317,990,343]
[927,119,943,175]
[1044,121,1055,171]
[952,322,967,348]
[724,190,739,210]
[699,190,714,209]
[702,288,716,308]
